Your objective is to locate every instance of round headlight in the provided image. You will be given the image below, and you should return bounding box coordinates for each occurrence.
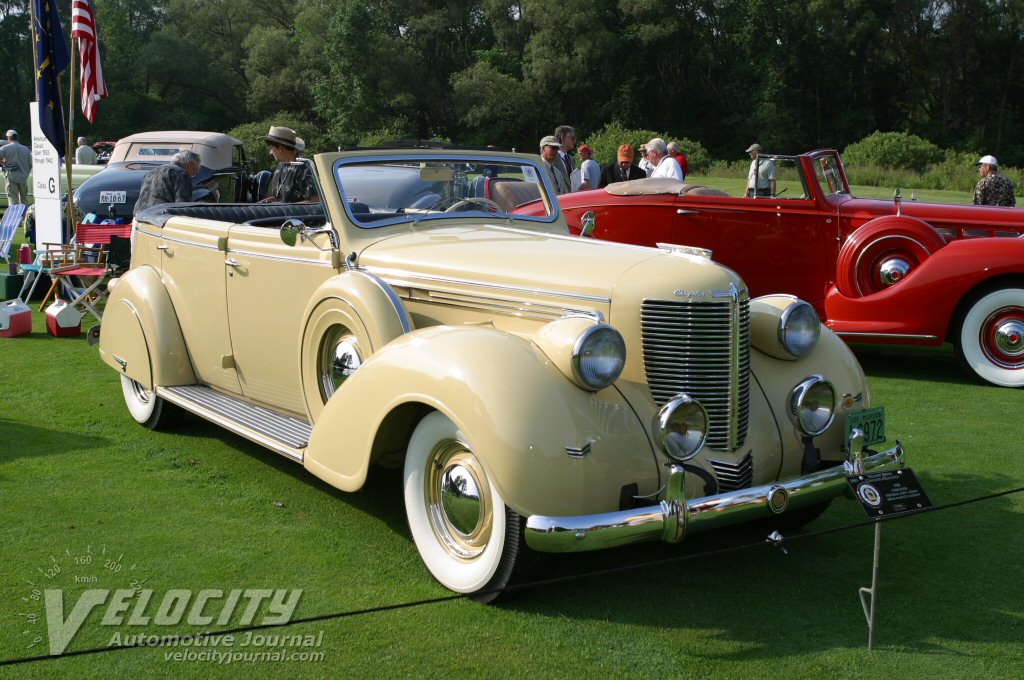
[788,375,836,436]
[571,324,626,391]
[779,300,821,359]
[652,394,708,461]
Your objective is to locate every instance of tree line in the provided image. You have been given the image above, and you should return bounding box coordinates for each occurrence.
[2,0,1023,167]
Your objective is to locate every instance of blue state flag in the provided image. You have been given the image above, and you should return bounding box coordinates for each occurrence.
[33,0,71,157]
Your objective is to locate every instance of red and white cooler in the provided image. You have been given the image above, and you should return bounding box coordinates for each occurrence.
[45,300,83,337]
[0,298,32,338]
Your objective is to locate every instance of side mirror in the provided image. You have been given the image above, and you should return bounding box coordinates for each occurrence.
[580,210,596,237]
[280,219,303,247]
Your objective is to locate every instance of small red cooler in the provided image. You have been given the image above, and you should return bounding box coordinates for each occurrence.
[0,298,32,338]
[45,300,83,337]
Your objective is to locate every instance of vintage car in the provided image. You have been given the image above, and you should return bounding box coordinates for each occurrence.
[99,147,906,599]
[72,130,256,218]
[517,150,1024,388]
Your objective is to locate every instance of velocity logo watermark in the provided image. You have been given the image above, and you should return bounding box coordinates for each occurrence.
[19,546,312,659]
[45,588,303,655]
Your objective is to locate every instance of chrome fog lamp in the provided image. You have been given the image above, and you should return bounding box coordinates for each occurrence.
[571,324,626,391]
[652,394,708,461]
[779,300,821,358]
[788,375,836,436]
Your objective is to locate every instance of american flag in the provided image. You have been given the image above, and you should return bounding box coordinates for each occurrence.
[71,0,108,123]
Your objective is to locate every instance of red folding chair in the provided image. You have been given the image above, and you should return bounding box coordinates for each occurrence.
[43,223,132,322]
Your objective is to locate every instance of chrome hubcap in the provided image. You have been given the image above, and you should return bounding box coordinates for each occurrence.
[878,258,910,286]
[995,320,1024,357]
[426,440,491,560]
[131,380,151,404]
[318,326,362,401]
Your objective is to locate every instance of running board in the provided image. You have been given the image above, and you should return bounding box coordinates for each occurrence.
[158,385,311,462]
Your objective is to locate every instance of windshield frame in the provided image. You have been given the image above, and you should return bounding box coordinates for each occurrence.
[331,153,561,229]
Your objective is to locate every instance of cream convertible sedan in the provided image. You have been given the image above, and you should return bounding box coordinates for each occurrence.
[99,148,905,599]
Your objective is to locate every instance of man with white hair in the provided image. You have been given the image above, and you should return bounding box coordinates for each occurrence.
[973,155,1015,206]
[134,150,200,214]
[645,137,683,181]
[76,137,98,164]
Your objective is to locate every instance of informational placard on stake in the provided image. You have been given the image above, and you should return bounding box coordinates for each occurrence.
[29,106,64,246]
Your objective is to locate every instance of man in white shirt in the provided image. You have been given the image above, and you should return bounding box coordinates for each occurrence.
[577,145,601,190]
[745,143,776,197]
[638,144,654,176]
[645,138,684,181]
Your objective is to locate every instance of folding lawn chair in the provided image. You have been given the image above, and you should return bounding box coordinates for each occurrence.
[0,204,28,263]
[39,223,133,322]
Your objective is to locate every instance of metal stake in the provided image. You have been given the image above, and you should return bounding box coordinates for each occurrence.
[858,521,882,649]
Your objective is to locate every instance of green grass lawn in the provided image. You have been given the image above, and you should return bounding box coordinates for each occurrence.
[1,311,1023,678]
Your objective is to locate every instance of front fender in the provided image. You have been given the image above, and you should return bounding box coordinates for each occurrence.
[99,266,195,388]
[750,326,871,478]
[303,325,658,518]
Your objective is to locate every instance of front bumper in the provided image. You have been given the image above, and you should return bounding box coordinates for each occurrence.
[524,442,905,553]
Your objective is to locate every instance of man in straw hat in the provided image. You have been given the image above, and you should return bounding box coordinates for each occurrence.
[261,126,318,203]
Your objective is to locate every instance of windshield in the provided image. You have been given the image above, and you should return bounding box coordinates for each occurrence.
[334,155,557,228]
[812,154,849,197]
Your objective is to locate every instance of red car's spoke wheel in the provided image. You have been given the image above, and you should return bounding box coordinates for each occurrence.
[835,219,946,298]
[957,287,1024,387]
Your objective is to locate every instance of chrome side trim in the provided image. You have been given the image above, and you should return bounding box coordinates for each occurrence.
[157,385,310,462]
[136,227,163,240]
[525,444,905,553]
[835,332,940,341]
[157,233,223,251]
[369,267,611,304]
[226,248,337,267]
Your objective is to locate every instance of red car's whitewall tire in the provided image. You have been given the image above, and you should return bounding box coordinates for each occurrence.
[836,218,946,297]
[956,287,1024,387]
[403,412,525,602]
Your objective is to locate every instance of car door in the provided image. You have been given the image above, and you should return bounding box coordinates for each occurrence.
[670,189,834,310]
[157,218,242,394]
[224,223,338,416]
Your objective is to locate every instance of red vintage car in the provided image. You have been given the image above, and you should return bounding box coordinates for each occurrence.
[515,149,1024,387]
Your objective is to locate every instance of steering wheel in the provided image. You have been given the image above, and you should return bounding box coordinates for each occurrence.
[443,197,503,213]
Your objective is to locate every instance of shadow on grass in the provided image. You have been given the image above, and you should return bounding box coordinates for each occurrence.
[848,342,974,385]
[167,413,410,539]
[0,417,110,463]
[500,469,1024,658]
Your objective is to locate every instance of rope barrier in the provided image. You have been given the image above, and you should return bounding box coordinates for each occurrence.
[3,484,1022,668]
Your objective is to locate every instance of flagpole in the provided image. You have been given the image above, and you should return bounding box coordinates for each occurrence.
[65,17,77,240]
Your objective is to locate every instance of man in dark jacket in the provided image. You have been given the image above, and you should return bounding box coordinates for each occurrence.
[134,150,199,214]
[599,144,647,188]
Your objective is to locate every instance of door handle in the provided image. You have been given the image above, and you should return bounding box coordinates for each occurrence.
[156,245,169,250]
[225,258,240,267]
[676,209,699,215]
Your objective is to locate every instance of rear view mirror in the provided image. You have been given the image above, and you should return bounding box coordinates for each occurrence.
[420,166,454,182]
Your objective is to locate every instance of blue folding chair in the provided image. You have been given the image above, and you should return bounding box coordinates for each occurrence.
[0,204,28,263]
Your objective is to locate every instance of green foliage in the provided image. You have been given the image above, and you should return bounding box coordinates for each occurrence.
[842,131,945,173]
[581,124,712,173]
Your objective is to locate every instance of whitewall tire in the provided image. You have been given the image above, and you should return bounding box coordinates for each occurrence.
[120,375,179,430]
[957,287,1024,387]
[404,412,523,601]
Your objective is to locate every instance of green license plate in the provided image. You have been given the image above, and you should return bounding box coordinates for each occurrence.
[845,407,886,447]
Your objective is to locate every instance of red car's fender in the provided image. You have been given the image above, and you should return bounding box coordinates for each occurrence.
[826,236,1024,343]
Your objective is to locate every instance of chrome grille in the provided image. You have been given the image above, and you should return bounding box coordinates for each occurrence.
[708,452,754,491]
[641,294,750,451]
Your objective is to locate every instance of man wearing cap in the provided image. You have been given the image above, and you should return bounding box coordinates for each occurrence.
[539,135,570,195]
[745,143,776,198]
[261,126,318,203]
[973,155,1015,207]
[577,145,601,190]
[0,130,32,205]
[638,144,654,176]
[646,138,684,181]
[599,145,646,187]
